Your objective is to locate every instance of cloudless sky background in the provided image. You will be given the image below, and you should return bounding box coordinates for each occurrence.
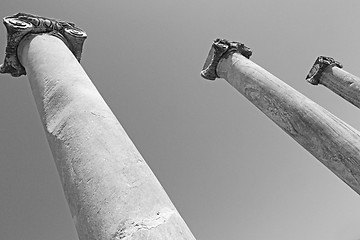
[0,1,359,239]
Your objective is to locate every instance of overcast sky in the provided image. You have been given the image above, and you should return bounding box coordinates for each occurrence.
[0,1,360,240]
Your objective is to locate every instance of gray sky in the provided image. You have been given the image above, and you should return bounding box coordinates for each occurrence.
[0,1,360,239]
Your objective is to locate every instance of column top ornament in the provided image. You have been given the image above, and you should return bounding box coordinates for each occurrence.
[0,13,87,77]
[201,38,252,80]
[306,56,343,85]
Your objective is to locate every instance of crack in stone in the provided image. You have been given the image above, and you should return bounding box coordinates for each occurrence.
[111,207,175,240]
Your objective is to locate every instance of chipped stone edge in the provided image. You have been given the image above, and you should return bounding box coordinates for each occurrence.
[111,207,175,240]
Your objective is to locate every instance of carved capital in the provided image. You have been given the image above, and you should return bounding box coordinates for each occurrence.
[0,13,87,77]
[306,56,343,85]
[201,38,252,80]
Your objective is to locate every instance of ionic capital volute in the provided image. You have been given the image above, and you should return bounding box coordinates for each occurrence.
[306,56,343,85]
[200,38,252,80]
[0,13,87,77]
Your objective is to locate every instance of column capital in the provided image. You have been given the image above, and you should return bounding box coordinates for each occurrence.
[200,38,252,80]
[0,12,87,77]
[306,56,343,85]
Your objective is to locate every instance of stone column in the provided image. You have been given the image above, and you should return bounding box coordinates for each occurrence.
[201,39,360,196]
[0,13,196,240]
[306,56,360,109]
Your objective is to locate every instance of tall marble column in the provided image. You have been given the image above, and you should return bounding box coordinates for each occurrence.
[201,39,360,196]
[306,56,360,109]
[0,13,196,240]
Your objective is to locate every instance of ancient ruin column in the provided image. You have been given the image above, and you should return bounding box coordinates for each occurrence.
[201,39,360,196]
[306,56,360,109]
[0,13,196,240]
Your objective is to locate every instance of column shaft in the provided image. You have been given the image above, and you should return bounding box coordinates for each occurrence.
[309,64,360,109]
[210,50,360,195]
[18,33,195,240]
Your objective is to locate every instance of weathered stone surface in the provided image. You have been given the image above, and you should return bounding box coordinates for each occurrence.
[201,41,360,196]
[201,38,252,80]
[17,33,196,240]
[0,13,86,77]
[307,56,360,110]
[306,56,343,85]
[0,12,197,239]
